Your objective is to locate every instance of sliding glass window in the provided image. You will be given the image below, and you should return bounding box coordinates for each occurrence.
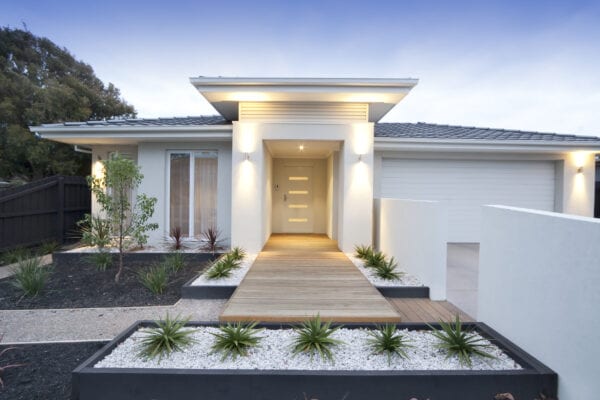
[169,151,218,237]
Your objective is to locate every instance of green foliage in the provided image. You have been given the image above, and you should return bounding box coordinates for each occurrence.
[354,244,373,260]
[230,246,246,262]
[367,324,412,365]
[87,153,158,282]
[428,315,495,367]
[40,240,59,255]
[86,250,112,271]
[0,27,135,180]
[374,257,403,281]
[205,253,240,280]
[10,256,49,296]
[210,322,263,361]
[138,264,169,295]
[164,252,186,273]
[1,247,30,265]
[292,315,344,362]
[137,314,195,361]
[78,214,111,248]
[364,250,386,269]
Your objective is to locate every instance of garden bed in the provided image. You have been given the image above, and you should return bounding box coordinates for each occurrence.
[0,341,106,400]
[181,254,256,299]
[73,321,557,400]
[0,252,217,309]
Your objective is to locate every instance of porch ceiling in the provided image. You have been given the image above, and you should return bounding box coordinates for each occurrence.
[265,140,341,159]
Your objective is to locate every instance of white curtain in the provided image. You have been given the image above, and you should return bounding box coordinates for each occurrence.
[194,152,218,236]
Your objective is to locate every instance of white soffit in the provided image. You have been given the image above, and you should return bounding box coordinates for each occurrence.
[265,140,341,159]
[189,77,418,122]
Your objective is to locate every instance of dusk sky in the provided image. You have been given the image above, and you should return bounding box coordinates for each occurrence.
[2,0,599,136]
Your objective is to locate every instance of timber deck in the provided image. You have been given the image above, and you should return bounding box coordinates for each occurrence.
[219,234,401,323]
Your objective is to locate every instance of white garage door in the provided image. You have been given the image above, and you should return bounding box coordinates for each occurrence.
[381,159,556,242]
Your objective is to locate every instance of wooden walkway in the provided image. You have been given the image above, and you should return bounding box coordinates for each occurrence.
[220,234,401,323]
[219,234,472,323]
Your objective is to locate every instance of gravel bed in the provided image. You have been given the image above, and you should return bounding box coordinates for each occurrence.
[191,254,257,286]
[68,243,216,254]
[0,341,106,400]
[347,255,423,287]
[95,327,521,371]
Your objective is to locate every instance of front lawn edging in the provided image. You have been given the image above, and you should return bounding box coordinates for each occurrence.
[180,274,236,299]
[376,286,429,298]
[72,321,557,400]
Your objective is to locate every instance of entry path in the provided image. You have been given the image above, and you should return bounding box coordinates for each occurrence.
[220,234,401,323]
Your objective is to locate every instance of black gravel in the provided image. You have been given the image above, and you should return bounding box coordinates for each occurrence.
[0,341,106,400]
[0,256,210,310]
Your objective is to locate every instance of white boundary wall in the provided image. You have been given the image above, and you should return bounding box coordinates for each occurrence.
[478,205,600,399]
[375,198,447,300]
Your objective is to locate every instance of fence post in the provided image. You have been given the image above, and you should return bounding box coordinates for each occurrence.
[57,176,65,244]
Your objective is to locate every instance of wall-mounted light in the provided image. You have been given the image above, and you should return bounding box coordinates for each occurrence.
[577,166,583,174]
[358,154,365,162]
[244,152,250,161]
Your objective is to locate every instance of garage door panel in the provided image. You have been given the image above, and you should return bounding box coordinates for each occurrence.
[381,159,556,242]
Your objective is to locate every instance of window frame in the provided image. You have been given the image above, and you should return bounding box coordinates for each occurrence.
[166,149,218,238]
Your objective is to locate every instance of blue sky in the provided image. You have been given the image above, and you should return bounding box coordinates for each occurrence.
[2,0,600,135]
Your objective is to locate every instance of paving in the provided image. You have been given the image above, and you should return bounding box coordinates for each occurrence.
[0,299,225,344]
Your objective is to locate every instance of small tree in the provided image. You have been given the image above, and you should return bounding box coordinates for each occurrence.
[87,153,158,282]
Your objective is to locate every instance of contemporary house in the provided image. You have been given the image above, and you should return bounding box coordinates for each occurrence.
[30,77,600,253]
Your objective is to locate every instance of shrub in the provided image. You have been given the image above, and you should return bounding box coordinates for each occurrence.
[2,247,30,265]
[201,226,222,254]
[367,324,412,364]
[40,241,59,255]
[78,214,111,249]
[137,314,195,361]
[292,314,343,362]
[205,254,240,280]
[364,250,386,268]
[138,264,169,294]
[354,244,373,260]
[86,250,113,271]
[210,322,263,360]
[10,257,49,297]
[230,246,246,262]
[374,257,403,281]
[169,226,185,250]
[429,315,495,367]
[164,252,186,273]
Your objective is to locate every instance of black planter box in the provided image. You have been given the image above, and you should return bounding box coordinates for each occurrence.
[53,251,220,268]
[180,273,237,299]
[376,285,429,298]
[72,321,557,400]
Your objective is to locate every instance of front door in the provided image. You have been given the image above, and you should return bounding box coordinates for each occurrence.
[281,165,314,233]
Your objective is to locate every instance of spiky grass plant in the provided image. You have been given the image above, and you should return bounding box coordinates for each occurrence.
[367,324,412,365]
[230,246,246,261]
[40,241,59,255]
[205,254,240,279]
[354,244,373,260]
[374,257,403,281]
[292,314,344,362]
[2,247,30,265]
[164,252,186,273]
[210,322,263,360]
[222,253,241,269]
[137,314,195,361]
[78,214,111,249]
[364,250,386,269]
[138,264,170,294]
[428,315,495,367]
[169,226,185,250]
[202,226,222,254]
[11,256,49,297]
[86,250,113,271]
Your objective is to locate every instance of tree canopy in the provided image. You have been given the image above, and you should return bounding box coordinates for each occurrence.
[0,27,136,180]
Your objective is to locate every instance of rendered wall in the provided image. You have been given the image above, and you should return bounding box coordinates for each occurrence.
[376,198,448,300]
[478,205,600,400]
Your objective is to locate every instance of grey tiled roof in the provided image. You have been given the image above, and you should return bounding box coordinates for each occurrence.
[38,116,600,143]
[375,122,600,142]
[42,115,230,127]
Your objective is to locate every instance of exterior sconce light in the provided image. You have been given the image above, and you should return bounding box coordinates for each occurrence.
[244,152,250,161]
[577,166,583,173]
[358,154,365,162]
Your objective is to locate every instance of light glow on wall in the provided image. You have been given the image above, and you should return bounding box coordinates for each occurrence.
[227,92,270,102]
[238,123,257,155]
[352,123,371,158]
[92,160,105,182]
